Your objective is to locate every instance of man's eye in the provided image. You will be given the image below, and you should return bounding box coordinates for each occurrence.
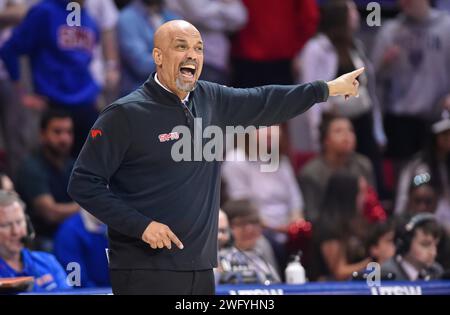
[177,45,186,49]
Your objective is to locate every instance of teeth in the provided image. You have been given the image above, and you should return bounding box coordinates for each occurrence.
[182,65,196,70]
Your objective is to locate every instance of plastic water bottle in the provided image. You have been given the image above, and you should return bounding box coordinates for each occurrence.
[285,253,306,284]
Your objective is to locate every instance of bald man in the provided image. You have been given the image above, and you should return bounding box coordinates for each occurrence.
[68,20,364,295]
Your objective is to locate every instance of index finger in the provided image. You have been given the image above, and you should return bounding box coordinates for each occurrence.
[167,228,184,249]
[349,67,365,79]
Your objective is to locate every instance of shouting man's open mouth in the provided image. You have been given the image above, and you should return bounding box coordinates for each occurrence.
[176,60,198,92]
[179,63,196,80]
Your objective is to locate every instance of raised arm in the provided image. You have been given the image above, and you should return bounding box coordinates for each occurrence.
[215,68,364,128]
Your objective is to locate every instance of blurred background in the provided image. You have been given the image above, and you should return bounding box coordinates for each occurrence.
[1,0,450,292]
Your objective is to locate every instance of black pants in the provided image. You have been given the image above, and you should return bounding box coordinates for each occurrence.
[110,269,215,295]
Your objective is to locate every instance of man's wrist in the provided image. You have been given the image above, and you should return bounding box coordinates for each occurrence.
[327,80,337,97]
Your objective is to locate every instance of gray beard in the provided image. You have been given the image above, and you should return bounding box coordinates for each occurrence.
[176,76,197,93]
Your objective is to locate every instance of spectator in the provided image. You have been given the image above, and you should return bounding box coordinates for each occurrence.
[382,213,444,281]
[0,0,31,176]
[15,110,80,251]
[222,126,304,270]
[298,114,375,223]
[117,0,177,95]
[0,190,69,292]
[214,209,231,284]
[366,219,396,265]
[395,114,450,232]
[231,0,319,87]
[0,172,14,192]
[292,0,386,196]
[166,0,247,85]
[395,174,450,271]
[0,0,101,156]
[406,173,438,216]
[54,209,109,288]
[219,199,280,284]
[372,0,450,169]
[309,172,377,281]
[218,209,231,250]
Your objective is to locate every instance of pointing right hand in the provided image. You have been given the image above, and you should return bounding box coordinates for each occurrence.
[141,221,184,250]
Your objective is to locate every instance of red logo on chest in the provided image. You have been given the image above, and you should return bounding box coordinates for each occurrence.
[158,132,179,142]
[90,129,103,139]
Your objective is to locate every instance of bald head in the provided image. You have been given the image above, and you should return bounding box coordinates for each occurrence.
[154,20,201,49]
[152,20,204,100]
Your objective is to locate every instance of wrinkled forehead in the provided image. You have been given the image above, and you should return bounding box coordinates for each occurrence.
[169,27,203,45]
[0,202,25,222]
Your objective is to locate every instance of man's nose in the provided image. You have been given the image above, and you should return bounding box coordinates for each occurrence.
[186,48,197,60]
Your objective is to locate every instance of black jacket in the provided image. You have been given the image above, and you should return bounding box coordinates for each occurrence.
[67,74,329,270]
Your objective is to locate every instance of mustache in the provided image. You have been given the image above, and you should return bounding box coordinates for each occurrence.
[179,59,198,68]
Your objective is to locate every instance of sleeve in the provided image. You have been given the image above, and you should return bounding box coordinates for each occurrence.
[214,81,329,129]
[363,157,376,188]
[0,5,46,80]
[394,164,414,215]
[297,39,333,151]
[283,159,304,217]
[357,41,387,147]
[371,24,393,78]
[116,12,155,79]
[167,0,247,32]
[67,105,152,240]
[47,254,71,290]
[53,222,95,288]
[16,162,50,203]
[298,171,321,222]
[96,0,119,31]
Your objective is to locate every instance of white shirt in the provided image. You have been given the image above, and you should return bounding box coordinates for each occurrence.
[84,0,119,86]
[222,148,304,230]
[154,73,190,104]
[400,259,419,281]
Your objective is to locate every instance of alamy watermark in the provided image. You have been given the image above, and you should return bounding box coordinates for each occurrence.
[366,2,382,27]
[168,119,280,172]
[66,2,81,27]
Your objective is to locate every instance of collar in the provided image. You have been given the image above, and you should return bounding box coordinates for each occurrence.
[400,258,419,281]
[154,73,190,104]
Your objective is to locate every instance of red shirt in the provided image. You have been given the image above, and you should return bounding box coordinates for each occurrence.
[232,0,319,61]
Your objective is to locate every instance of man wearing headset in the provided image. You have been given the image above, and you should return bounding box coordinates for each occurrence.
[381,213,444,281]
[0,190,69,292]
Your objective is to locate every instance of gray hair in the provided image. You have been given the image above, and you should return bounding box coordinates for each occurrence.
[0,190,26,211]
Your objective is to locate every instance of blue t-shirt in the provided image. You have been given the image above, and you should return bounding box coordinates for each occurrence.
[0,0,100,106]
[0,249,70,292]
[54,213,110,288]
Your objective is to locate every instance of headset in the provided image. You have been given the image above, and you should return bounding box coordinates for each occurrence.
[396,213,437,256]
[21,214,36,246]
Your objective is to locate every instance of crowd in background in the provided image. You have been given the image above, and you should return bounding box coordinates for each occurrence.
[0,0,450,291]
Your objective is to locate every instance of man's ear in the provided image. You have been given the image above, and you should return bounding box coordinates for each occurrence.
[153,48,163,66]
